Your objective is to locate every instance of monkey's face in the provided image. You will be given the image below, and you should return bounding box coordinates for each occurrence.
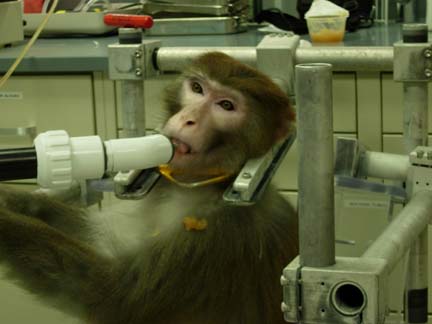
[161,52,294,181]
[162,76,251,177]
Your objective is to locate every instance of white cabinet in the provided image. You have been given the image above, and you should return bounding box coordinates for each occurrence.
[0,75,95,146]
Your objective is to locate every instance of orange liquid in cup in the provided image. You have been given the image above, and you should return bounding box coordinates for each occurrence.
[310,29,345,43]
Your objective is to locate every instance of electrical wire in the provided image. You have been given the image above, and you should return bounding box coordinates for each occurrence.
[0,0,59,89]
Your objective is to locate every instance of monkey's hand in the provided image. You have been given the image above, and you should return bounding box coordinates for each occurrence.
[0,206,114,314]
[0,184,88,237]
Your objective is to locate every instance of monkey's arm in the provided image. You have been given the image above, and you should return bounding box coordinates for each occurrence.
[0,185,88,237]
[0,206,117,316]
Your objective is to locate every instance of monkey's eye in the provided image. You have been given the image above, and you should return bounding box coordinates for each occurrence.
[191,81,203,94]
[218,100,235,111]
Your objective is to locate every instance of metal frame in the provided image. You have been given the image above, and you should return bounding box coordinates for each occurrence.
[106,27,432,323]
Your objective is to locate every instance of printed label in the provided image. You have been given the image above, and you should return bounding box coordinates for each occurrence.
[0,92,23,100]
[344,199,388,209]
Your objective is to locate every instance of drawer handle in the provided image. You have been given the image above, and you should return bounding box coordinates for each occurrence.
[0,126,37,139]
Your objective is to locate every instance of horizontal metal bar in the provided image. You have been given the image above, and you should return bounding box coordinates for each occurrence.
[296,47,394,72]
[359,151,410,181]
[362,190,432,271]
[156,46,394,73]
[155,47,256,72]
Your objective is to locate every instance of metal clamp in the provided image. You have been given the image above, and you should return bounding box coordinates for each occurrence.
[407,146,432,197]
[223,131,296,205]
[256,33,300,101]
[282,256,387,324]
[108,40,161,80]
[394,42,432,82]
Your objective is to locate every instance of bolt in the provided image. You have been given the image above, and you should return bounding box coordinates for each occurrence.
[135,68,142,76]
[135,50,142,58]
[242,172,252,179]
[417,150,425,158]
[425,49,432,58]
[281,302,291,312]
[280,275,290,286]
[425,69,432,78]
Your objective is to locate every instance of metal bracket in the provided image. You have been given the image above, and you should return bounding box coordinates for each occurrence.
[394,42,432,82]
[113,168,161,200]
[223,131,296,205]
[256,33,300,101]
[407,146,432,197]
[108,40,161,80]
[282,256,388,324]
[334,137,364,177]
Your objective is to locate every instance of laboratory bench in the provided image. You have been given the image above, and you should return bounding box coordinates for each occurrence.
[0,23,431,322]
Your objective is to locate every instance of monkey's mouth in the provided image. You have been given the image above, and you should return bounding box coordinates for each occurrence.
[171,138,194,155]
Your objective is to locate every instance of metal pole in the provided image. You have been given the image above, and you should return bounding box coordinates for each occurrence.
[155,47,257,72]
[118,28,146,138]
[120,81,145,137]
[402,83,428,152]
[155,46,395,73]
[252,0,263,18]
[403,1,417,23]
[296,63,335,267]
[359,151,410,181]
[400,23,429,324]
[362,190,432,271]
[295,47,394,72]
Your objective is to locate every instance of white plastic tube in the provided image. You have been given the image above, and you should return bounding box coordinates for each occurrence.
[104,135,174,172]
[34,130,173,189]
[361,151,410,181]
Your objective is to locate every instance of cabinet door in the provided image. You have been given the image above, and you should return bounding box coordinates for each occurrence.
[0,75,96,148]
[0,75,94,323]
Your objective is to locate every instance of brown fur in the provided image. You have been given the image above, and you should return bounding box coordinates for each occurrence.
[0,52,298,324]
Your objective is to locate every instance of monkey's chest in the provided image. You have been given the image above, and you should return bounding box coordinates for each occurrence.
[142,188,218,233]
[99,188,215,239]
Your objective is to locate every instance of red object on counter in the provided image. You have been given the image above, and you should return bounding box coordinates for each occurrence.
[104,14,154,29]
[24,0,45,13]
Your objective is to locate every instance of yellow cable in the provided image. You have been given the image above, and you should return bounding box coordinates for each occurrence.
[0,0,59,89]
[158,165,232,188]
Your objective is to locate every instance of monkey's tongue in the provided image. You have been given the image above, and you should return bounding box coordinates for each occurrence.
[172,138,192,154]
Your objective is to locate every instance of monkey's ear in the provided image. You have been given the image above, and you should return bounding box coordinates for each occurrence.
[274,107,296,142]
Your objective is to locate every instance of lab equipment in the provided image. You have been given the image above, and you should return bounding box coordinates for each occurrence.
[0,0,24,47]
[0,130,174,189]
[282,23,432,324]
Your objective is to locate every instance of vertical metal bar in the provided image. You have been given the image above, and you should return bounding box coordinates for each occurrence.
[252,0,262,18]
[404,1,417,23]
[406,232,429,324]
[402,83,428,152]
[296,63,336,268]
[120,81,146,138]
[118,28,146,138]
[400,24,429,324]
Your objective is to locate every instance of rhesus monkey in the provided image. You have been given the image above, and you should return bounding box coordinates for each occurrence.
[0,52,298,324]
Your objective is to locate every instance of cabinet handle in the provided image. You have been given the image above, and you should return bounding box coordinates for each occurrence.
[0,126,37,139]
